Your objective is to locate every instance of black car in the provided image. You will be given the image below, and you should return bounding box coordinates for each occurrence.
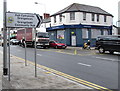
[96,35,120,54]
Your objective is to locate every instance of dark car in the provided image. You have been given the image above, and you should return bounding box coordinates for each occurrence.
[96,35,120,54]
[49,40,67,49]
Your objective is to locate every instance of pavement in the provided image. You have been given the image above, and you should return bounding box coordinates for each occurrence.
[0,51,92,90]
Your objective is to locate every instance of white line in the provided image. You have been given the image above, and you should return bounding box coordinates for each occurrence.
[78,63,91,67]
[17,50,21,52]
[37,54,42,56]
[95,57,117,61]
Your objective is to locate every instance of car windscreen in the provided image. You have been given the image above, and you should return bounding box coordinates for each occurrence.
[37,33,49,38]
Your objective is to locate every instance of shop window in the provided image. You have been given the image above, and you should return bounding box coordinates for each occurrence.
[82,28,88,38]
[57,30,65,39]
[103,29,109,35]
[91,29,101,38]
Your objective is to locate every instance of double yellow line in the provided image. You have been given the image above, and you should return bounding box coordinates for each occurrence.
[14,55,112,91]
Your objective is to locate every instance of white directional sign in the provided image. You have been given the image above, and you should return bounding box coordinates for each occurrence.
[6,12,42,28]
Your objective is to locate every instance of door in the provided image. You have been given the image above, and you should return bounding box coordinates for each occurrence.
[71,35,76,46]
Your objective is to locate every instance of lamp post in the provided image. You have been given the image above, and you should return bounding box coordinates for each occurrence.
[34,2,46,16]
[3,0,8,75]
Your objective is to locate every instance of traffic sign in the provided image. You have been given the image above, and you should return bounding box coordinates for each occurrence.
[6,12,42,28]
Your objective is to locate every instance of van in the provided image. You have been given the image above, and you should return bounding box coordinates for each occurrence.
[96,35,120,54]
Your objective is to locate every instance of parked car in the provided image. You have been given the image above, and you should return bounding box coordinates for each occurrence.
[49,40,67,49]
[10,39,19,45]
[96,35,120,54]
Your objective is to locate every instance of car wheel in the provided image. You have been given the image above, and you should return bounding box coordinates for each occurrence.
[109,51,114,54]
[55,46,58,49]
[98,47,105,53]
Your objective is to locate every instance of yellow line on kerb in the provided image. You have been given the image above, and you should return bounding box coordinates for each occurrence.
[13,55,112,91]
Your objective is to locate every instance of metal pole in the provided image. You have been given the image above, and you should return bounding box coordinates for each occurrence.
[34,28,37,77]
[8,28,10,81]
[25,28,27,66]
[3,0,8,75]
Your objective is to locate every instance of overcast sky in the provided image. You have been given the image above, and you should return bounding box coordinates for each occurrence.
[0,0,120,28]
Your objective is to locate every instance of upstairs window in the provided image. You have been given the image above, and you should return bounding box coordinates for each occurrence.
[54,16,56,23]
[104,15,107,22]
[59,14,62,22]
[91,13,95,21]
[97,14,99,22]
[70,12,75,20]
[83,12,86,20]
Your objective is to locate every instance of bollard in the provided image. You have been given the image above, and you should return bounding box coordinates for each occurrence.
[74,49,77,55]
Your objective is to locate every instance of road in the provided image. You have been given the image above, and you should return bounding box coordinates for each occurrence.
[0,45,119,89]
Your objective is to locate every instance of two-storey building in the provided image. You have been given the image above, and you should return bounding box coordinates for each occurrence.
[46,3,113,46]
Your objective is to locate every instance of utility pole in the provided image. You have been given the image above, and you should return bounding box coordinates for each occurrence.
[3,0,8,75]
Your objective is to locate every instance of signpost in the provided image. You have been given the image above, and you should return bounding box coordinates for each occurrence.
[4,12,42,79]
[6,12,41,28]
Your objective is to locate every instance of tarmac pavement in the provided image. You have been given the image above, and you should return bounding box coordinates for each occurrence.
[0,51,91,90]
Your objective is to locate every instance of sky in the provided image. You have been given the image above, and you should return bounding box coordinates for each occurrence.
[0,0,120,28]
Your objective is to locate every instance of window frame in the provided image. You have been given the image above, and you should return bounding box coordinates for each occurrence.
[70,12,75,20]
[83,12,86,20]
[104,15,107,22]
[91,13,95,21]
[54,16,56,23]
[97,14,99,22]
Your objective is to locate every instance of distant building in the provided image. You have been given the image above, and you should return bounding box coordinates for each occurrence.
[112,25,118,35]
[46,3,113,47]
[118,1,120,27]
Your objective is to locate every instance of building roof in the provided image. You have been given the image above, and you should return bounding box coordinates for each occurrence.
[51,3,113,17]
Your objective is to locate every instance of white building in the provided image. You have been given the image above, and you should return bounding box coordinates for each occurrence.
[47,3,113,46]
[118,1,120,27]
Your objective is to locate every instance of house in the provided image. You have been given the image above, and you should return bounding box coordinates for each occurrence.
[46,3,113,47]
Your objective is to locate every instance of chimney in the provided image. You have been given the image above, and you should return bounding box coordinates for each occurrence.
[44,13,50,19]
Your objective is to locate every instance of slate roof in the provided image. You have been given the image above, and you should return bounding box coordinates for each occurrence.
[51,3,113,17]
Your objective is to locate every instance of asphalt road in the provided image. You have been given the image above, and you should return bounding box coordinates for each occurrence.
[0,45,119,89]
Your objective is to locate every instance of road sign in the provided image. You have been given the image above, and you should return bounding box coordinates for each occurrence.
[6,12,42,28]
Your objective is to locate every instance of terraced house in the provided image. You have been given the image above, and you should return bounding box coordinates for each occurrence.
[46,3,113,47]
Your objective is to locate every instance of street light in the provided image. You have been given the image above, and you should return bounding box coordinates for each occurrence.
[34,2,46,31]
[34,2,46,14]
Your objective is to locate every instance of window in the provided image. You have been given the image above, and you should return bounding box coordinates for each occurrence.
[83,12,86,20]
[104,15,107,22]
[103,29,109,35]
[59,14,62,22]
[91,29,101,38]
[70,12,75,20]
[54,16,56,23]
[97,14,99,22]
[82,28,88,38]
[92,13,95,21]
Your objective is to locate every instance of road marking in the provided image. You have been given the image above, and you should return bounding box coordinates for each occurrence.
[78,63,91,67]
[17,50,22,52]
[94,57,117,61]
[37,54,42,56]
[12,55,112,91]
